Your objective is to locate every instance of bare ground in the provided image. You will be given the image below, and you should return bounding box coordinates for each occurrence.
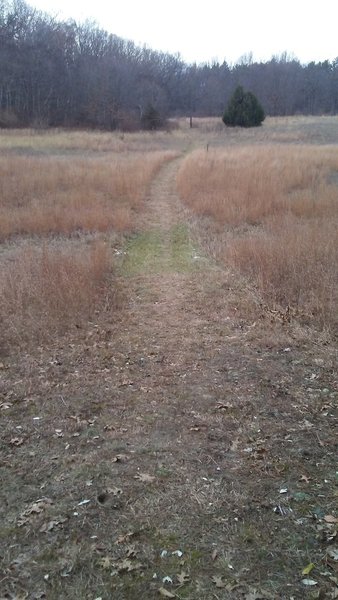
[0,155,337,599]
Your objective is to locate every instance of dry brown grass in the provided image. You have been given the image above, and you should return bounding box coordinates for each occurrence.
[177,145,338,224]
[0,151,177,239]
[0,127,186,154]
[0,240,115,348]
[0,128,180,350]
[177,145,338,330]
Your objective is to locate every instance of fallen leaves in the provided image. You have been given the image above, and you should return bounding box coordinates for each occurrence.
[18,498,53,526]
[324,515,338,524]
[98,556,112,570]
[114,558,143,573]
[39,517,67,533]
[134,473,155,483]
[176,571,190,585]
[78,498,91,506]
[158,588,176,598]
[125,545,138,559]
[301,578,318,586]
[216,402,233,410]
[9,437,24,446]
[327,548,338,561]
[211,575,226,588]
[98,556,143,573]
[211,548,218,561]
[0,401,13,410]
[112,453,128,463]
[302,562,315,575]
[115,531,135,545]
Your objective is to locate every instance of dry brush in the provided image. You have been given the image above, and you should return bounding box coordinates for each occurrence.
[177,145,338,330]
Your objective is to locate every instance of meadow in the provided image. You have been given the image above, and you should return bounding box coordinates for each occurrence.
[0,130,178,347]
[0,118,337,599]
[1,118,338,348]
[177,143,338,330]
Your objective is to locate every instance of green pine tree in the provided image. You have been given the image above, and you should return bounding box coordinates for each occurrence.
[223,86,265,127]
[141,103,163,130]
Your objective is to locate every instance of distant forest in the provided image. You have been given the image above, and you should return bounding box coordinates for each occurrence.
[1,0,338,129]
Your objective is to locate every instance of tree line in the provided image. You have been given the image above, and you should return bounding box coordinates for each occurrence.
[1,0,338,129]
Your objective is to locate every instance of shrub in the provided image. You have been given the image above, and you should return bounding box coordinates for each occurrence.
[223,86,265,127]
[141,103,164,130]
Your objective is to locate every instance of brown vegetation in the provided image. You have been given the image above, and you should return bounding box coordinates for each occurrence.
[177,145,338,330]
[0,130,178,347]
[0,121,337,600]
[0,241,115,349]
[0,151,177,239]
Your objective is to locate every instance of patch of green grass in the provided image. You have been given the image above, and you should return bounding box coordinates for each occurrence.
[121,225,204,276]
[187,548,204,568]
[169,223,198,272]
[155,466,172,478]
[122,230,165,275]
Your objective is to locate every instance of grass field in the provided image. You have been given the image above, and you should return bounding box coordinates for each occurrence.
[0,118,337,599]
[0,130,178,347]
[177,143,338,331]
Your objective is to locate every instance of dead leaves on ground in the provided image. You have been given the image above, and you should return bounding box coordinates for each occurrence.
[176,571,190,585]
[98,554,143,574]
[17,498,53,527]
[9,436,25,447]
[302,562,315,576]
[98,556,113,570]
[158,588,176,598]
[39,517,67,533]
[324,515,338,524]
[112,453,128,463]
[113,558,144,573]
[211,575,226,588]
[17,497,68,534]
[157,571,190,596]
[327,548,338,561]
[115,531,137,545]
[134,472,155,483]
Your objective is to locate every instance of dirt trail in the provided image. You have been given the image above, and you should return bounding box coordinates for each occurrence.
[1,156,337,599]
[123,157,224,388]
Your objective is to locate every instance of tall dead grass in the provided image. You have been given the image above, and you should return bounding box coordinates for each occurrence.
[177,145,338,225]
[0,133,178,349]
[0,241,114,348]
[177,145,338,330]
[0,128,183,153]
[0,151,176,239]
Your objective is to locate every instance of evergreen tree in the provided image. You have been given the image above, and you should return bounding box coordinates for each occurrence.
[140,103,164,130]
[223,86,265,127]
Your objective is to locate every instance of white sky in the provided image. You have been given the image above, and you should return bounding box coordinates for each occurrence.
[30,0,338,65]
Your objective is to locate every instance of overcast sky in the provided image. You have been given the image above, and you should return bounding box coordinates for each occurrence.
[30,0,338,65]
